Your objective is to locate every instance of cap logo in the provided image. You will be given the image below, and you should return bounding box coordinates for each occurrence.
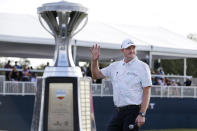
[121,39,135,49]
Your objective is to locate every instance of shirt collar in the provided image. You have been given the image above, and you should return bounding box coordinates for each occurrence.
[122,56,138,66]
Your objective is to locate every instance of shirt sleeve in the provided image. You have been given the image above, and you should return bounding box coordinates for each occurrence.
[140,64,152,88]
[100,64,112,78]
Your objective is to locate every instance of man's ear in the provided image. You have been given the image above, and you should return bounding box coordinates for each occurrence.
[120,49,124,53]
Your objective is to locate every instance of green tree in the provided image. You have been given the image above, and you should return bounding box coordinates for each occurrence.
[0,61,5,75]
[187,58,197,77]
[19,58,31,67]
[155,58,197,77]
[36,64,45,70]
[35,64,45,76]
[159,59,184,75]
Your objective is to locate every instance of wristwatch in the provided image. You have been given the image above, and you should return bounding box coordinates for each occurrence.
[139,112,146,117]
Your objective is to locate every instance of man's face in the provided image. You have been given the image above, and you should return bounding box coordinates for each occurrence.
[121,45,136,59]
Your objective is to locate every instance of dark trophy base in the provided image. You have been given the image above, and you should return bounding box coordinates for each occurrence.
[31,67,96,131]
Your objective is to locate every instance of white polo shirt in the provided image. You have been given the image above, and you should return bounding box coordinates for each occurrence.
[101,57,152,107]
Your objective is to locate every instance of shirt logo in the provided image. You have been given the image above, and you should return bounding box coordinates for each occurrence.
[127,72,137,77]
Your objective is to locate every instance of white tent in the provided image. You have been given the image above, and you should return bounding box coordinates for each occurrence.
[0,13,149,61]
[1,13,197,67]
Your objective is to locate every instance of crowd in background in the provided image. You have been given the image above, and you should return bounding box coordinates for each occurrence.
[3,60,192,86]
[4,60,37,82]
[151,67,192,86]
[81,64,192,86]
[81,64,103,84]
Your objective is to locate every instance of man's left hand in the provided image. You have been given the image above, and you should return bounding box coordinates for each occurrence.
[135,115,145,127]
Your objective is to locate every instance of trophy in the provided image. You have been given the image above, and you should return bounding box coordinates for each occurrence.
[31,1,96,131]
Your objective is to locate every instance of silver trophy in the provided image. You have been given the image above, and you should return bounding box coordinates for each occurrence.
[31,1,96,131]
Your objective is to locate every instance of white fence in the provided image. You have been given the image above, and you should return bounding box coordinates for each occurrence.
[0,76,196,98]
[0,81,36,95]
[151,86,197,98]
[91,84,197,98]
[0,75,5,91]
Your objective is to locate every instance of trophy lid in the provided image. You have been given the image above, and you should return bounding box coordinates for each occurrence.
[37,1,88,13]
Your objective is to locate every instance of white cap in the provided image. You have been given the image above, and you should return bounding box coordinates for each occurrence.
[121,39,135,49]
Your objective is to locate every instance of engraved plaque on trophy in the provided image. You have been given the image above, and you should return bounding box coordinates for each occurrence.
[48,83,73,131]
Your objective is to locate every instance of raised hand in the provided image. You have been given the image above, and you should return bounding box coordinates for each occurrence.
[90,44,100,61]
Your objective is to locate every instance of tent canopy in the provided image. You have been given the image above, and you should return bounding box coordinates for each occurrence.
[0,13,197,61]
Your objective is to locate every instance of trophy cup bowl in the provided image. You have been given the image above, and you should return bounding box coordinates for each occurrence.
[37,1,88,67]
[31,1,96,131]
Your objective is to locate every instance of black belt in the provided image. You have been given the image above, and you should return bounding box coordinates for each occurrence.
[115,105,140,112]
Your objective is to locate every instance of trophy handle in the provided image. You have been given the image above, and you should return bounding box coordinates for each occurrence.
[38,14,55,37]
[71,16,88,37]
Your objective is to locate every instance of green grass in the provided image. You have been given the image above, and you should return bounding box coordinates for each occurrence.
[142,129,197,131]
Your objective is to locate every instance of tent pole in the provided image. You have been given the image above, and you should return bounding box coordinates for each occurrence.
[184,58,187,81]
[149,51,152,70]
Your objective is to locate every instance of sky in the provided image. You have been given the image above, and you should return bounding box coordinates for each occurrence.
[1,0,197,36]
[1,0,197,67]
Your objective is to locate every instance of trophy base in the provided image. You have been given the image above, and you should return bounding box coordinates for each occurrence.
[31,76,81,131]
[31,66,95,131]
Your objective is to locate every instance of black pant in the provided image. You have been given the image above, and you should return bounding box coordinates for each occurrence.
[106,105,140,131]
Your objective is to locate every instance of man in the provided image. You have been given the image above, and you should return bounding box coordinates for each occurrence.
[90,39,152,131]
[4,60,12,81]
[14,61,21,69]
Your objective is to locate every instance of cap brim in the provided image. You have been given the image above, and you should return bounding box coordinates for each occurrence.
[122,44,136,49]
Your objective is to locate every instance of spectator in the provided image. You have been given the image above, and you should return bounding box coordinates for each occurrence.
[44,62,50,69]
[22,65,30,81]
[155,62,161,69]
[96,64,103,84]
[165,78,171,86]
[29,66,34,76]
[18,70,23,81]
[157,78,165,86]
[80,66,86,77]
[157,67,165,75]
[151,77,157,85]
[9,66,19,81]
[30,66,33,70]
[14,61,21,69]
[171,79,177,86]
[151,70,156,75]
[176,79,181,86]
[171,79,180,96]
[86,66,92,77]
[31,72,37,82]
[4,60,12,80]
[185,78,192,86]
